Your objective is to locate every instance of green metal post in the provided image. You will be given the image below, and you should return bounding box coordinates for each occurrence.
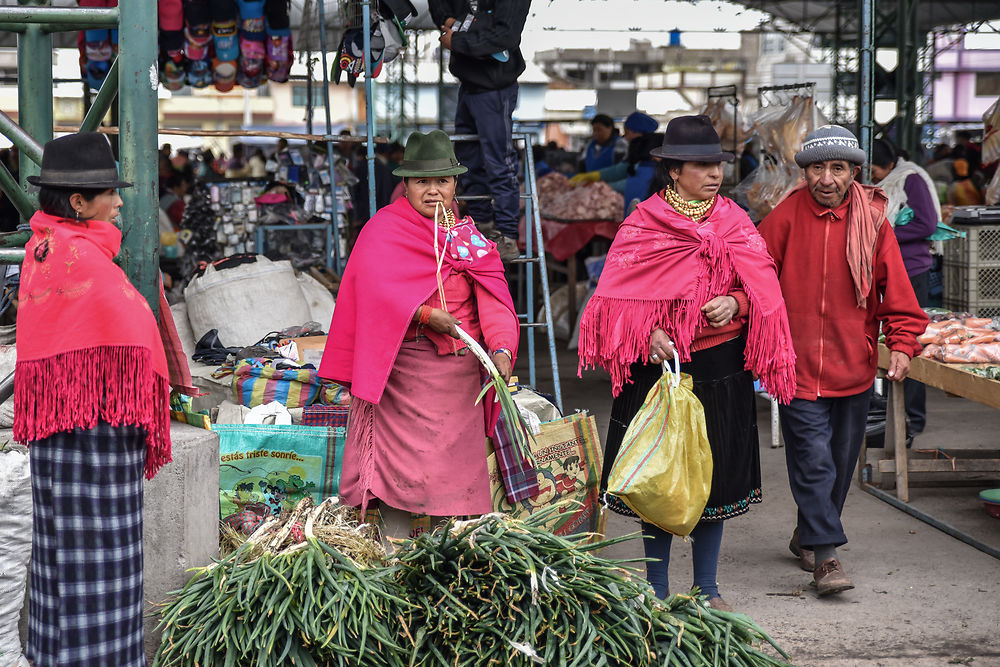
[117,0,160,315]
[80,57,119,132]
[0,6,117,27]
[0,110,43,165]
[17,14,53,202]
[0,162,35,220]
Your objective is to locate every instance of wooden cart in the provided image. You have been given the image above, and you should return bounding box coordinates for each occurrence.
[869,343,1000,502]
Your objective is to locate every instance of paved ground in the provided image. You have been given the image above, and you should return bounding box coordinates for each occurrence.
[516,342,1000,667]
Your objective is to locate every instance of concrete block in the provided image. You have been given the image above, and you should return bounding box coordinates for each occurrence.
[141,422,220,662]
[16,422,220,664]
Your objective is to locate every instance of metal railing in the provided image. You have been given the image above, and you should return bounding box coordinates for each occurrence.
[450,132,562,413]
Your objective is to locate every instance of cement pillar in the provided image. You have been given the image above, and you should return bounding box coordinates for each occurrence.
[18,423,221,663]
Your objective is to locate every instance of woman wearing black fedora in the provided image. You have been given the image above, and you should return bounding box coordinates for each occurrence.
[319,130,519,543]
[579,115,796,610]
[16,132,172,667]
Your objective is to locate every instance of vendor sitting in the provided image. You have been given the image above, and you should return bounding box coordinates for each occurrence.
[580,114,628,173]
[571,111,662,216]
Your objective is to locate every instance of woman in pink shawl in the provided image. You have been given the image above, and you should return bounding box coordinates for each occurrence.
[578,116,795,612]
[319,130,518,542]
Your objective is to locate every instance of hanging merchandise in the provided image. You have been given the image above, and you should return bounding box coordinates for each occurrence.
[158,26,186,91]
[264,0,293,83]
[237,0,266,88]
[731,85,824,222]
[210,0,239,91]
[183,0,214,88]
[378,0,416,44]
[77,0,119,92]
[333,0,389,88]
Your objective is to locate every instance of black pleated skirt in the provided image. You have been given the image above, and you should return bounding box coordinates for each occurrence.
[601,337,761,521]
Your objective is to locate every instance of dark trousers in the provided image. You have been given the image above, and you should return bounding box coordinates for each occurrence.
[779,387,873,548]
[905,269,929,433]
[453,82,520,239]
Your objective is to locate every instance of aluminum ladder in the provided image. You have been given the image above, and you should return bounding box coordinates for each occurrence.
[451,132,562,413]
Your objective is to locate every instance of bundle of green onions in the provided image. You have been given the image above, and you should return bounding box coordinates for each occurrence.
[392,512,793,667]
[153,499,408,667]
[156,505,793,666]
[454,325,537,466]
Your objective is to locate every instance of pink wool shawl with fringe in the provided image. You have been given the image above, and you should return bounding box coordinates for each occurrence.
[319,197,517,427]
[15,211,171,479]
[578,193,796,403]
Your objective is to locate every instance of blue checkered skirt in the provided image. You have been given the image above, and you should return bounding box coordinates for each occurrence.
[26,421,146,667]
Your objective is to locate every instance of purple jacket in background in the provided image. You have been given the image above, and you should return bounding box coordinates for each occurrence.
[893,173,938,277]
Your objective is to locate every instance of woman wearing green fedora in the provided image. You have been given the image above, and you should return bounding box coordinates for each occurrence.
[320,130,519,540]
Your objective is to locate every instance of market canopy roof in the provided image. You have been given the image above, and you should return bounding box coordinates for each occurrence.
[734,0,1000,38]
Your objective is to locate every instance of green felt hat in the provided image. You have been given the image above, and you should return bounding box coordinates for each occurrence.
[392,130,467,178]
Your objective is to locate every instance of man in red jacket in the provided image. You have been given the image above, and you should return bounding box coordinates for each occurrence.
[758,125,927,597]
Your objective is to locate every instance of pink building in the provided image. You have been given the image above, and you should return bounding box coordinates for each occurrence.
[932,34,1000,123]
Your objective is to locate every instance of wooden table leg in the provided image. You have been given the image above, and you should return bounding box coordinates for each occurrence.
[885,380,909,501]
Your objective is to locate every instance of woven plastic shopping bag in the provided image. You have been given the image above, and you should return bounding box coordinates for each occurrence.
[608,354,712,536]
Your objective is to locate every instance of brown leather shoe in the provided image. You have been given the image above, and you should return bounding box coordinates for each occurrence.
[788,528,815,572]
[706,596,735,612]
[814,558,854,596]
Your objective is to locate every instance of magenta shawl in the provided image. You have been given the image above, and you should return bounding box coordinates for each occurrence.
[578,193,796,403]
[319,197,517,413]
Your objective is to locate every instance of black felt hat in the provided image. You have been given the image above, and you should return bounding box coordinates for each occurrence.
[26,132,133,189]
[649,114,735,162]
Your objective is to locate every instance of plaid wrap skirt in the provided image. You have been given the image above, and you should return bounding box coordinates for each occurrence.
[26,421,146,667]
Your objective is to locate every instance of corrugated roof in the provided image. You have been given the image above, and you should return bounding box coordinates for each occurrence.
[734,0,1000,38]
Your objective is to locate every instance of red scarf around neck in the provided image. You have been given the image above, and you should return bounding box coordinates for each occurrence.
[318,197,517,431]
[15,211,171,478]
[783,180,886,308]
[578,193,796,403]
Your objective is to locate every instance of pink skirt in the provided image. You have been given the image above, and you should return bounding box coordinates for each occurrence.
[340,337,492,516]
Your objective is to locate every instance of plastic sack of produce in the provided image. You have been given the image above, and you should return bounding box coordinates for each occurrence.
[0,446,31,667]
[487,411,603,538]
[608,358,712,537]
[216,421,344,533]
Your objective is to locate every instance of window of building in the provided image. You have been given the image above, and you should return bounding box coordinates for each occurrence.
[292,84,325,107]
[976,72,1000,97]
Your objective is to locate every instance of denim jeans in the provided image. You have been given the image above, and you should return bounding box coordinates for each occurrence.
[453,82,520,239]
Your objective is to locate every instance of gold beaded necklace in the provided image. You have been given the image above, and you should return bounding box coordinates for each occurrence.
[663,185,715,222]
[435,204,458,229]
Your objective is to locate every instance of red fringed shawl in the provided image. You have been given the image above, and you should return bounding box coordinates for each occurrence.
[578,193,796,404]
[15,211,172,478]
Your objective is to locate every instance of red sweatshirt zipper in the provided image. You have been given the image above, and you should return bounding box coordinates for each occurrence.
[816,215,831,397]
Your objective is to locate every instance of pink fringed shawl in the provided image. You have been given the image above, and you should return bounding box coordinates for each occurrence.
[578,193,796,404]
[318,197,517,431]
[15,211,172,478]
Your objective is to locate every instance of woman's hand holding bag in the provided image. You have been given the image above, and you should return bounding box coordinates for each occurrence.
[607,351,713,537]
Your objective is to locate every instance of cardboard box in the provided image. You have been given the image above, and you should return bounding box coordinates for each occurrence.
[290,335,327,367]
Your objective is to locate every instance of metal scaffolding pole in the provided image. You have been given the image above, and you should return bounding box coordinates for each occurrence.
[117,0,160,315]
[858,0,876,179]
[362,0,376,218]
[16,12,53,200]
[316,0,343,273]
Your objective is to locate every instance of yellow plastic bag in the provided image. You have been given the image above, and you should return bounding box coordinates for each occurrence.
[608,357,712,537]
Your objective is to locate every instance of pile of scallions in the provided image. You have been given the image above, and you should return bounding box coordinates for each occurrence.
[153,502,793,666]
